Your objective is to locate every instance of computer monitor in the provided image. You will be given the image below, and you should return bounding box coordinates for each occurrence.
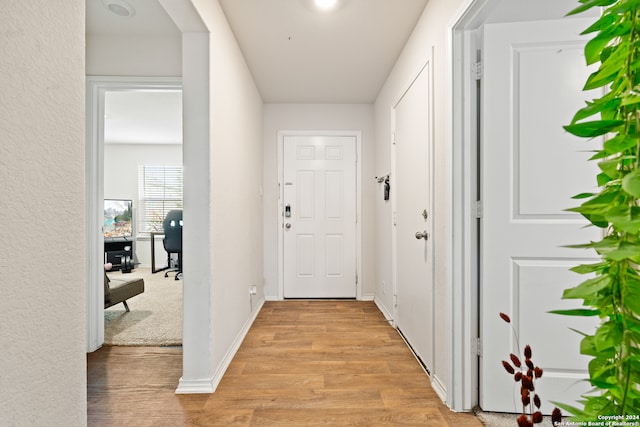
[104,199,133,238]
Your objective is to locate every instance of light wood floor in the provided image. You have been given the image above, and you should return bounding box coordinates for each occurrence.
[87,300,484,426]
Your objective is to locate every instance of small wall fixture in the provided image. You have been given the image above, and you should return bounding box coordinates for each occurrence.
[101,0,136,17]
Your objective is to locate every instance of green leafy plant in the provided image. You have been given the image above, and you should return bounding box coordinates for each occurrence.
[552,0,640,420]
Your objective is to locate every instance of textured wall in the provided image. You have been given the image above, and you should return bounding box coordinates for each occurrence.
[86,34,181,77]
[0,1,86,424]
[187,0,265,383]
[373,0,466,401]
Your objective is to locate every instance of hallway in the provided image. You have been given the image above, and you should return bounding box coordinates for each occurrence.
[87,300,483,426]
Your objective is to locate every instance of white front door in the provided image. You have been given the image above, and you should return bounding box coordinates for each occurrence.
[480,18,601,413]
[283,135,357,298]
[394,60,434,371]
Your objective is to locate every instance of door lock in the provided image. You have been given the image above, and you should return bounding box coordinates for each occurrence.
[415,231,429,240]
[285,223,292,229]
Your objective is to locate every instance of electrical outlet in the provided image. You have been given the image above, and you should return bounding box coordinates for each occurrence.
[250,285,257,295]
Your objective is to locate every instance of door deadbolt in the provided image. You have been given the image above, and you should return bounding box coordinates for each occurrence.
[285,223,292,229]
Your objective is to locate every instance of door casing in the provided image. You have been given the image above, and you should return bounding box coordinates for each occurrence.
[277,130,362,300]
[86,76,182,352]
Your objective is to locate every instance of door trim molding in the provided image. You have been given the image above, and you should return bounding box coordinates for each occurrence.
[447,0,501,412]
[86,76,182,352]
[277,130,362,300]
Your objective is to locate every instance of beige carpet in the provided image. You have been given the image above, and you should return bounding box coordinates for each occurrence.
[104,267,182,346]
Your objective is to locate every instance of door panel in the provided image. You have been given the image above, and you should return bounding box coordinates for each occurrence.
[480,18,601,413]
[283,135,356,298]
[394,60,434,371]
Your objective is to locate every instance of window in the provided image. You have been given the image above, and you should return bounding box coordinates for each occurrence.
[138,164,183,235]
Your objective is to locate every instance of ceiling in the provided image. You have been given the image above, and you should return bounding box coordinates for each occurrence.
[86,0,430,104]
[87,0,597,144]
[103,90,182,144]
[217,0,430,103]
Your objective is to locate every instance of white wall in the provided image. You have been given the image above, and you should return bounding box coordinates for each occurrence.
[263,104,376,298]
[86,34,181,77]
[104,143,182,267]
[87,17,182,270]
[188,0,265,385]
[374,0,466,400]
[0,1,86,424]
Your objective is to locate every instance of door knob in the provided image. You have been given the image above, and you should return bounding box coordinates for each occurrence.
[285,223,291,229]
[415,231,429,240]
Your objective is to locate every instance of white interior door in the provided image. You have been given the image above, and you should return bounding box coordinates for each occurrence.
[480,18,601,413]
[283,135,357,298]
[394,61,434,371]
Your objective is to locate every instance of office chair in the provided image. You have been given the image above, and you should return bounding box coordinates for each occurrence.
[162,209,183,280]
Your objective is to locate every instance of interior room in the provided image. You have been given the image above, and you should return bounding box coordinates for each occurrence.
[102,88,183,346]
[0,0,604,424]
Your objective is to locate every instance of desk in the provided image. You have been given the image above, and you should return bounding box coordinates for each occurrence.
[150,232,169,274]
[105,237,134,271]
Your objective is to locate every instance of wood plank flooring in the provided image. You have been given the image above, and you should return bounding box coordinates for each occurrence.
[87,300,484,426]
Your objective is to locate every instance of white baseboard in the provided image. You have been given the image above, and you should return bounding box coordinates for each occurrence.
[210,298,265,391]
[175,298,265,395]
[175,377,215,394]
[264,295,279,301]
[360,293,375,301]
[431,373,448,404]
[373,295,394,325]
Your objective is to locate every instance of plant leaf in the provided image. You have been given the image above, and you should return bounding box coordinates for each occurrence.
[564,120,624,138]
[625,277,640,315]
[567,0,617,16]
[605,205,640,233]
[594,321,623,352]
[570,262,608,274]
[602,240,640,261]
[581,13,616,35]
[563,275,612,299]
[622,169,640,197]
[584,25,628,65]
[549,308,601,316]
[604,135,637,154]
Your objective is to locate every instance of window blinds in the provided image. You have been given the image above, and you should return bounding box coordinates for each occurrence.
[138,164,183,234]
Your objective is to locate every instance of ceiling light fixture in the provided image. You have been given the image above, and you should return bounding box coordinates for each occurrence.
[314,0,338,11]
[101,0,136,18]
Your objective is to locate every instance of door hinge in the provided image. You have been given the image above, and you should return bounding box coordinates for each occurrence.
[472,61,482,80]
[472,337,482,356]
[392,131,397,145]
[355,272,358,285]
[473,200,483,219]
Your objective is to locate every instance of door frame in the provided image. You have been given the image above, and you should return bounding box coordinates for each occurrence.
[86,76,182,352]
[447,0,496,412]
[277,130,362,300]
